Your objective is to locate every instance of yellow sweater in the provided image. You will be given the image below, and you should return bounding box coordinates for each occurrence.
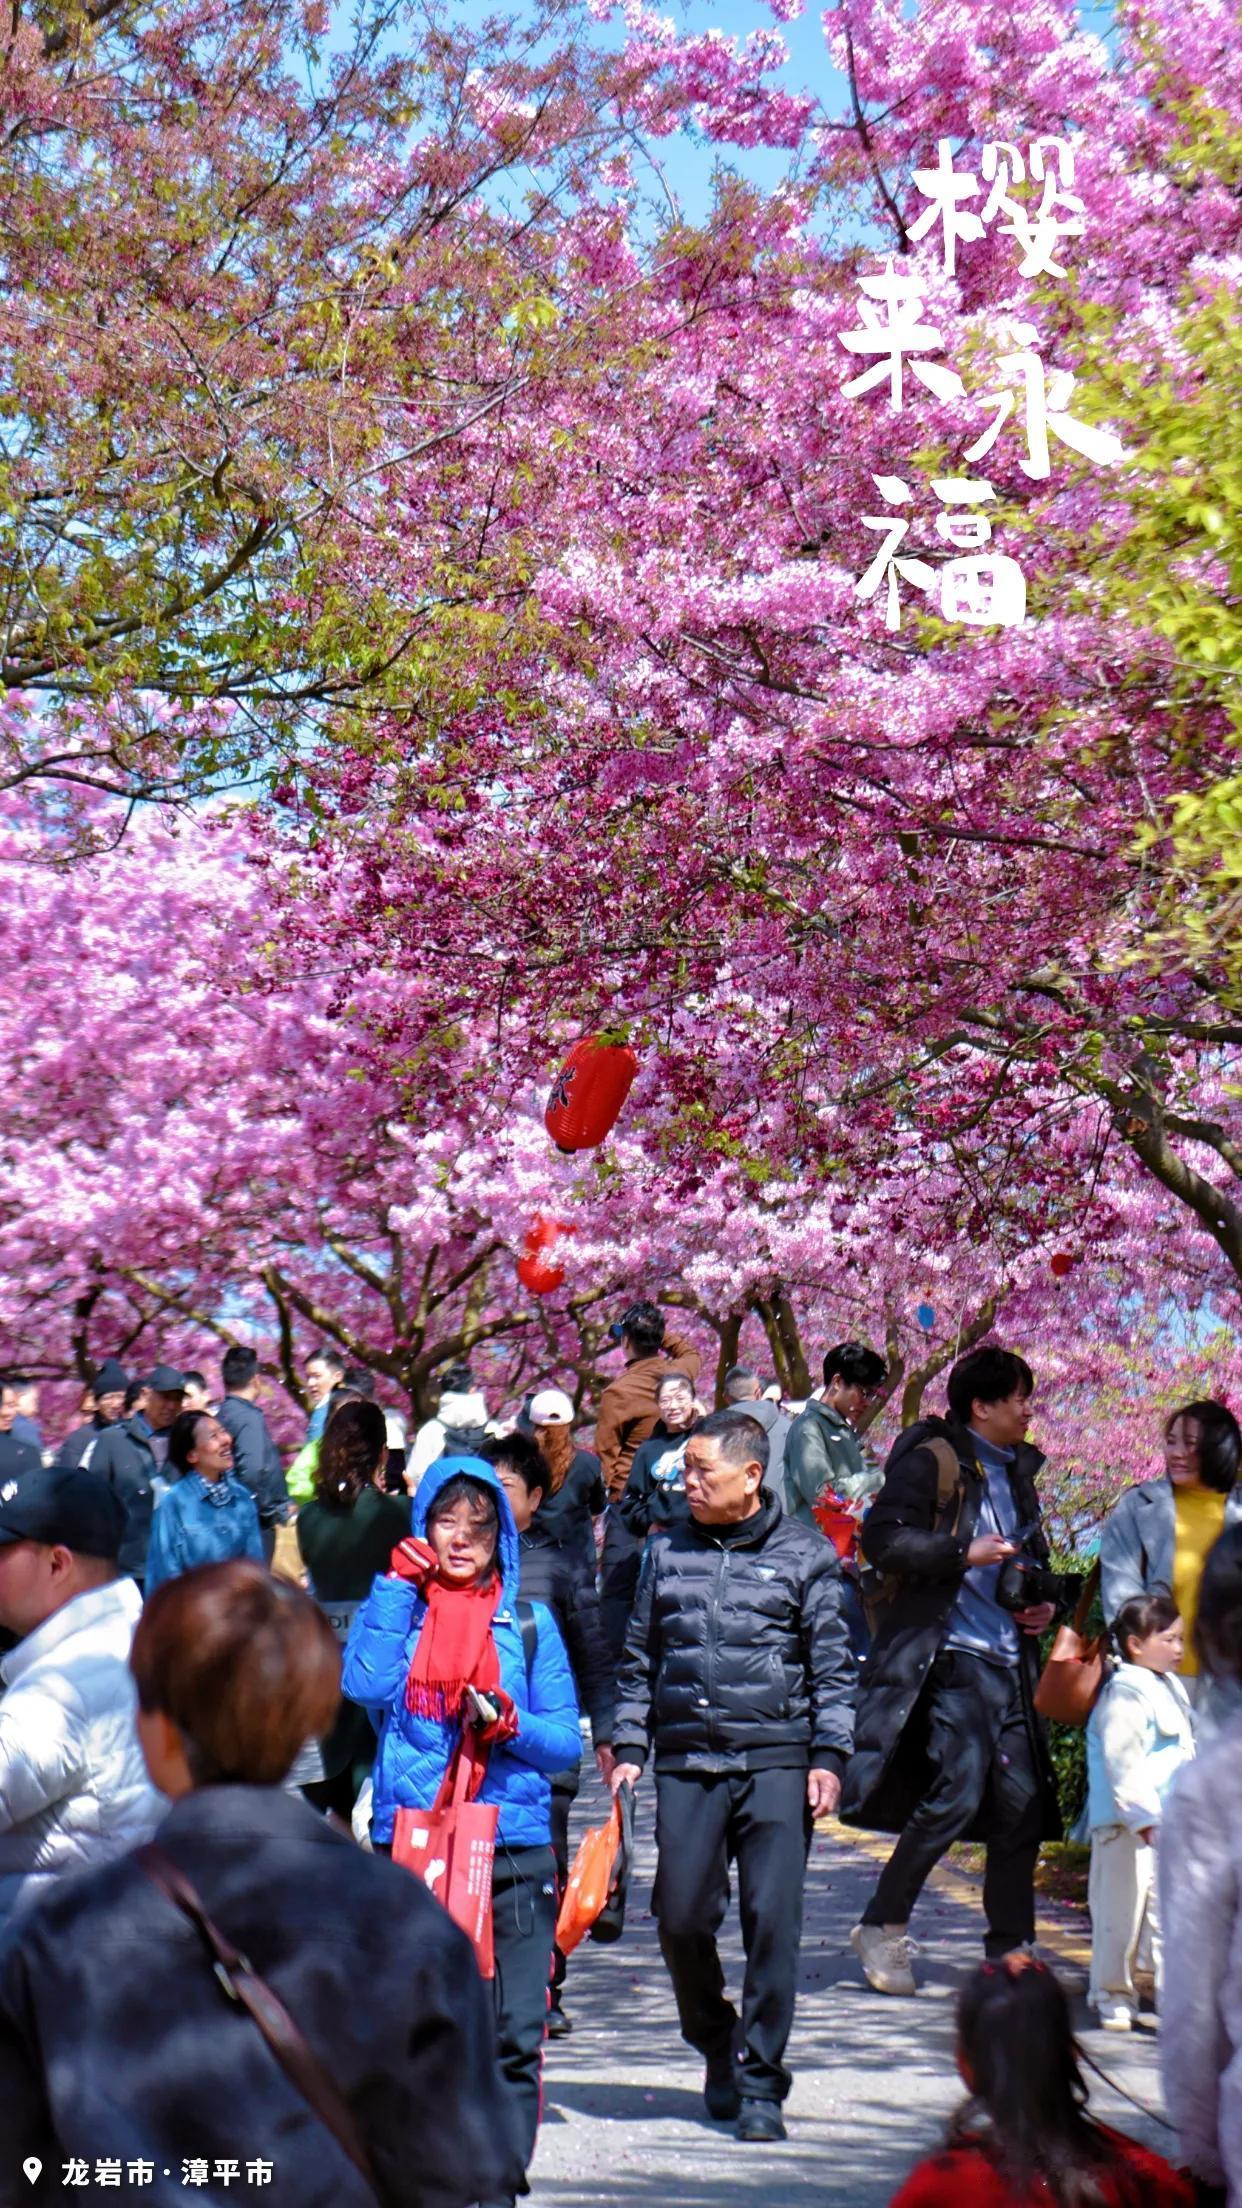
[1173,1483,1227,1676]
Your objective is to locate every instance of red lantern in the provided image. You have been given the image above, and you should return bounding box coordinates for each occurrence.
[1050,1251,1076,1278]
[544,1036,638,1153]
[516,1215,569,1296]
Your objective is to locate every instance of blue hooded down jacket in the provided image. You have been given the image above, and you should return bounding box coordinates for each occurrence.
[341,1456,581,1849]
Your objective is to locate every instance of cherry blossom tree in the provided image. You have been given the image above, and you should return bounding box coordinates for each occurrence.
[0,794,1234,1538]
[272,0,1241,1313]
[3,0,1239,1533]
[0,0,812,814]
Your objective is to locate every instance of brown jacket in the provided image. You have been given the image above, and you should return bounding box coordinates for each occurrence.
[594,1332,702,1500]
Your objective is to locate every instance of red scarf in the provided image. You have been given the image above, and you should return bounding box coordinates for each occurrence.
[404,1563,503,1720]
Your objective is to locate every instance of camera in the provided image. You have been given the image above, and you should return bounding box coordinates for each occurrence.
[996,1553,1059,1613]
[996,1549,1079,1615]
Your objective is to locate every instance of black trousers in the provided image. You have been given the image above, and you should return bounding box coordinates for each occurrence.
[598,1508,644,1670]
[377,1841,556,2199]
[862,1647,1046,1955]
[653,1767,811,2105]
[491,1844,559,2192]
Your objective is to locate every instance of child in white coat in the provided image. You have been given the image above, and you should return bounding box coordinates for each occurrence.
[1086,1591,1195,2031]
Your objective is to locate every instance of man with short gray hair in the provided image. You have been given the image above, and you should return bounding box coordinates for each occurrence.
[612,1408,855,2145]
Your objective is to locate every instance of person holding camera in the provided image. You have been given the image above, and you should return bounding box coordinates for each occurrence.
[595,1301,701,1667]
[594,1301,702,1501]
[842,1347,1066,1996]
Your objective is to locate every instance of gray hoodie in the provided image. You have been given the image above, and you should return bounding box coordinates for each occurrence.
[738,1397,791,1492]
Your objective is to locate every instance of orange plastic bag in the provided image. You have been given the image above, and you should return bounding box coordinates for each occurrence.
[555,1792,627,1958]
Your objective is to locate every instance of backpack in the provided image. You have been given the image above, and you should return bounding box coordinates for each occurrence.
[860,1435,969,1633]
[515,1600,538,1679]
[437,1424,491,1459]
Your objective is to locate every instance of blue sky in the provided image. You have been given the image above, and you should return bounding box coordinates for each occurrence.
[450,0,1119,228]
[671,1,852,219]
[448,0,852,225]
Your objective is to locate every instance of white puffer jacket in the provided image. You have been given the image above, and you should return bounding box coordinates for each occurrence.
[0,1577,163,1913]
[1086,1661,1195,1832]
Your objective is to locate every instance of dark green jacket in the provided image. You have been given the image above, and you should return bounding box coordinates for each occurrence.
[783,1401,876,1527]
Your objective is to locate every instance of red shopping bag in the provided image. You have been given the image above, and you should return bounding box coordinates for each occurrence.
[392,1733,499,1977]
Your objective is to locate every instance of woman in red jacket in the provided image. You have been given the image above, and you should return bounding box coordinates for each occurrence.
[890,1954,1193,2208]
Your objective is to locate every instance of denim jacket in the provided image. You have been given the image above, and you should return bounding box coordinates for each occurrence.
[1099,1476,1242,1622]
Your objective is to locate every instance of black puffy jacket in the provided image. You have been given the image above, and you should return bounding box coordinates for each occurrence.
[613,1488,856,1779]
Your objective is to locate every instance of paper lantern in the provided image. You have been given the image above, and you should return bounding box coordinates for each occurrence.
[516,1216,569,1296]
[915,1302,936,1332]
[545,1037,638,1153]
[1050,1251,1076,1279]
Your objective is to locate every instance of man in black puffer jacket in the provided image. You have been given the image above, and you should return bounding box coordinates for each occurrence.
[612,1408,855,2146]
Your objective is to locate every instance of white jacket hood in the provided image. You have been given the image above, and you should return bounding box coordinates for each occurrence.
[436,1390,490,1430]
[0,1576,164,1900]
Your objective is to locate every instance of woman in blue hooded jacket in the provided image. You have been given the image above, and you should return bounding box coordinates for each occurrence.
[342,1456,580,2207]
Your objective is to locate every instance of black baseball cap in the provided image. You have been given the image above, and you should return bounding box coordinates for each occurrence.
[0,1464,126,1558]
[142,1366,186,1394]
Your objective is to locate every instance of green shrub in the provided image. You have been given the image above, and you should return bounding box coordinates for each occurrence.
[1046,1720,1087,1830]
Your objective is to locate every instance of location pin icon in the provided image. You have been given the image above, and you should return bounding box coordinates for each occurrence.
[22,2162,41,2186]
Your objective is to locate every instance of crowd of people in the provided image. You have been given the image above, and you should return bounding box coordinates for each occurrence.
[0,1311,1238,2207]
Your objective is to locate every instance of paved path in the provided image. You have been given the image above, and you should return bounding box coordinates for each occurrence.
[532,1780,1172,2207]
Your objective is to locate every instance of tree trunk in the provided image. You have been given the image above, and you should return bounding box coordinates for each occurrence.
[712,1311,743,1407]
[752,1297,790,1396]
[768,1283,812,1400]
[899,1296,1000,1426]
[856,1305,906,1439]
[70,1281,102,1384]
[262,1270,305,1412]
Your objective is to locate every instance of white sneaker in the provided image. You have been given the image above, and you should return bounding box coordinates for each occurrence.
[851,1921,918,1996]
[1095,2002,1134,2033]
